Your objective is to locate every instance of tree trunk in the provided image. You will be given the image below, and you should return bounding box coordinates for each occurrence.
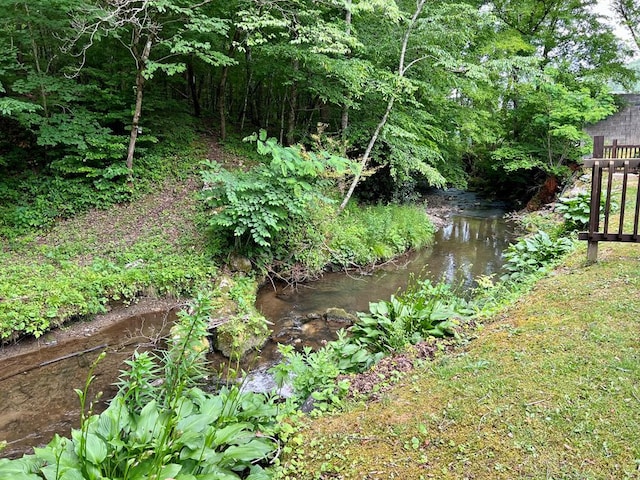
[187,59,201,117]
[286,58,299,145]
[338,97,395,211]
[240,43,253,132]
[218,65,229,141]
[339,0,427,212]
[24,4,48,117]
[126,36,152,173]
[218,30,240,141]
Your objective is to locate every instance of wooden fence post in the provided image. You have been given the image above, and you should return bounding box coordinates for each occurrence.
[586,160,602,263]
[593,135,604,158]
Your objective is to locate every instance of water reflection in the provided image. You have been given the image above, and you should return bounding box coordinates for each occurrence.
[257,207,516,322]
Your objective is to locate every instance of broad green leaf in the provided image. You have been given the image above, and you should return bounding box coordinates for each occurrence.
[212,423,253,447]
[0,458,41,479]
[221,438,274,463]
[83,433,108,465]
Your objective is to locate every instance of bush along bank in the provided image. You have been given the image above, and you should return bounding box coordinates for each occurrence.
[200,131,436,285]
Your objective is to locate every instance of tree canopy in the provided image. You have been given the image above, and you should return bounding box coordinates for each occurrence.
[0,0,637,215]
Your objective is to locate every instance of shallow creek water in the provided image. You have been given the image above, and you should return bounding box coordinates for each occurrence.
[0,307,178,459]
[0,190,516,459]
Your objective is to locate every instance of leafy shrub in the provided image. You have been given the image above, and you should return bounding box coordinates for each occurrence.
[200,131,353,254]
[272,343,350,409]
[555,192,591,229]
[501,230,575,282]
[555,191,619,231]
[349,279,473,354]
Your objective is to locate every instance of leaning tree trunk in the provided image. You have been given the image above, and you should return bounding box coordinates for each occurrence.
[338,97,395,211]
[126,71,145,172]
[338,0,427,212]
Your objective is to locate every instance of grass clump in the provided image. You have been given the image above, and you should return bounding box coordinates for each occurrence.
[327,203,435,268]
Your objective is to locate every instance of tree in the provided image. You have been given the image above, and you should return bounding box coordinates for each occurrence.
[612,0,640,52]
[65,0,234,172]
[460,0,635,201]
[339,0,507,208]
[338,0,426,211]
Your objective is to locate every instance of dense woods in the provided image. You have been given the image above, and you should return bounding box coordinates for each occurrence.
[1,0,637,226]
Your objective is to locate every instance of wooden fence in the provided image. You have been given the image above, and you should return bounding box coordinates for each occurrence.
[579,136,640,262]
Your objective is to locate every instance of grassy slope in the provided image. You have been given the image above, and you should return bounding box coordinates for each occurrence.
[289,240,640,479]
[0,152,216,340]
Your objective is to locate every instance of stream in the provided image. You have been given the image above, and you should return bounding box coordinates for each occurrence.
[0,190,515,459]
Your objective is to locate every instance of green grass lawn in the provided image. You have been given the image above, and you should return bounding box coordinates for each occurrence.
[285,240,640,479]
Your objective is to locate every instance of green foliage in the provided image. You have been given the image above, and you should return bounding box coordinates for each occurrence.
[272,343,349,409]
[0,131,202,238]
[327,203,435,268]
[114,351,161,412]
[492,75,616,180]
[555,192,591,230]
[350,280,473,354]
[555,192,619,231]
[0,235,216,340]
[0,296,281,479]
[271,280,471,410]
[501,230,575,282]
[201,131,353,253]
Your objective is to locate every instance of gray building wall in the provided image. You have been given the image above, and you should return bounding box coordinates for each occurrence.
[585,94,640,145]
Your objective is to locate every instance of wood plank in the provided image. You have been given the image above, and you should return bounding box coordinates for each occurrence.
[578,232,640,242]
[583,159,640,168]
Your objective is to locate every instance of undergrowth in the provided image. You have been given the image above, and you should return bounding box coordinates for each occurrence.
[0,295,287,479]
[0,244,216,340]
[0,141,215,341]
[0,138,200,239]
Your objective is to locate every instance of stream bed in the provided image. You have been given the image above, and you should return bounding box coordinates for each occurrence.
[0,189,516,459]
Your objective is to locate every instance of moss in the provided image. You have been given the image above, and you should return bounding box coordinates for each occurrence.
[212,276,270,360]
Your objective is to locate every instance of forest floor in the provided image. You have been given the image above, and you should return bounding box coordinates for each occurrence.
[285,240,640,479]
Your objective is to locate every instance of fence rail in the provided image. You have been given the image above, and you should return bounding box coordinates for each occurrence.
[579,136,640,262]
[592,136,640,160]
